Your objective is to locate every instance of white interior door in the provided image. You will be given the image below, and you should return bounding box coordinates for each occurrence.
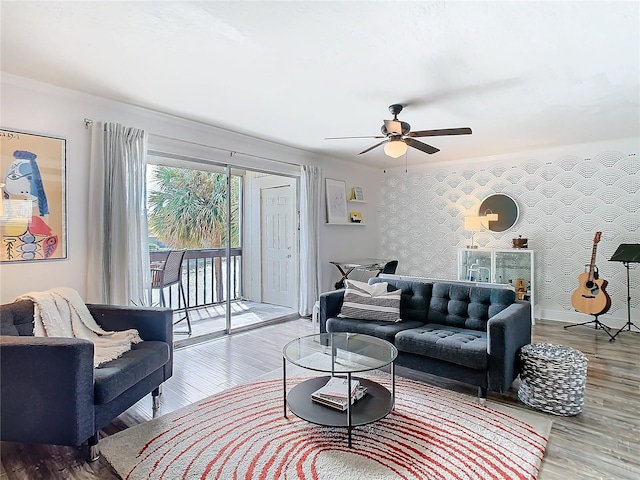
[261,185,295,306]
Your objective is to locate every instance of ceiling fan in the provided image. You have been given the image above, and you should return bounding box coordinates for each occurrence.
[325,104,472,158]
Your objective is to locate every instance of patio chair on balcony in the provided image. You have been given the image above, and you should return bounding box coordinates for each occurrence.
[151,250,192,335]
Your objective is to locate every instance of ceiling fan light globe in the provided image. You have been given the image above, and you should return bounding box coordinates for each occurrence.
[384,139,408,158]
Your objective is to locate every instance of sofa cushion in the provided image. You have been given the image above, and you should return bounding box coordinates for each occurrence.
[327,317,426,343]
[338,279,401,322]
[427,283,516,331]
[369,278,432,323]
[395,324,488,370]
[94,341,170,405]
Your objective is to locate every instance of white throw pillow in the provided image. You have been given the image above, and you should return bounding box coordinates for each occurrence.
[338,279,401,322]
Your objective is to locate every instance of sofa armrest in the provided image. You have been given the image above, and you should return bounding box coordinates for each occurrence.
[0,336,95,446]
[87,304,173,344]
[87,304,174,380]
[319,290,345,334]
[486,301,532,392]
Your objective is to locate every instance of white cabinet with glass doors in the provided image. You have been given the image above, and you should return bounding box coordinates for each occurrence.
[458,248,536,321]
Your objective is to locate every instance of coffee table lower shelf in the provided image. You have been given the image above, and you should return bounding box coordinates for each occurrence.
[285,376,393,446]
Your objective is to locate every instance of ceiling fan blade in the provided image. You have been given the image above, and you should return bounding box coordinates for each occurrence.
[358,140,388,155]
[325,135,386,140]
[384,119,403,135]
[408,127,472,138]
[405,137,440,154]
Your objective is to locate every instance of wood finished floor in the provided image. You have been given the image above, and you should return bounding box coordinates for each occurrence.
[1,318,638,479]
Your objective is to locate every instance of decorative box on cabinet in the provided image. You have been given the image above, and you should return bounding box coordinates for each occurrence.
[458,248,536,321]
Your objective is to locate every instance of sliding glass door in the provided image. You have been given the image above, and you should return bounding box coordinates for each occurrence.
[146,153,297,342]
[146,161,235,339]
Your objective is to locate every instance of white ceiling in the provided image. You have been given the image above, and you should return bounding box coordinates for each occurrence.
[1,1,638,168]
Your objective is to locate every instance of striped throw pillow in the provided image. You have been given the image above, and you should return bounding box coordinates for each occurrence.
[338,279,401,322]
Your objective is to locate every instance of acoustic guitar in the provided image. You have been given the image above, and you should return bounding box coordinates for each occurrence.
[571,232,611,315]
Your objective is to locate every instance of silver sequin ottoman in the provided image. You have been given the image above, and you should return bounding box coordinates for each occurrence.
[518,343,588,416]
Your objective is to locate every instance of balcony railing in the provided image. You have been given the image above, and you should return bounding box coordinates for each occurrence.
[150,248,242,310]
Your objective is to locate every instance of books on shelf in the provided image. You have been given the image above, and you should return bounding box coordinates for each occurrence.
[311,377,367,411]
[349,186,365,201]
[349,211,362,223]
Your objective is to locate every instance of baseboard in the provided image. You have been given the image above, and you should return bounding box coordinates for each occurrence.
[539,309,637,330]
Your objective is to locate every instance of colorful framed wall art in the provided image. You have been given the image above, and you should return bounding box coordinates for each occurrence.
[1,129,67,262]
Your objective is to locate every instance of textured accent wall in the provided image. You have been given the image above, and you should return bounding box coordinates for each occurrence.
[379,140,639,324]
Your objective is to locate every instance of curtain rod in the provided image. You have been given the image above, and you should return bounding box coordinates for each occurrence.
[150,132,302,167]
[83,118,302,168]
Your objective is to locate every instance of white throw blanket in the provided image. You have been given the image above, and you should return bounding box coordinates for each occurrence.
[15,287,142,367]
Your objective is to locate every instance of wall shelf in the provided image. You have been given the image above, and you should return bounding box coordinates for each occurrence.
[348,199,367,204]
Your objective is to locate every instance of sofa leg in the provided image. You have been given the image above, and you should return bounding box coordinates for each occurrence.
[478,387,487,407]
[87,432,101,462]
[152,386,161,410]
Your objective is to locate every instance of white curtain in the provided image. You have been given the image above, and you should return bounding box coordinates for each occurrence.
[299,165,322,316]
[86,122,151,305]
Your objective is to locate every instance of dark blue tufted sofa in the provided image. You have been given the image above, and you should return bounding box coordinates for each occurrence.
[319,278,532,401]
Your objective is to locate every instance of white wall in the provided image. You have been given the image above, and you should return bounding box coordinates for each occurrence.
[0,74,382,303]
[379,139,640,327]
[3,74,636,327]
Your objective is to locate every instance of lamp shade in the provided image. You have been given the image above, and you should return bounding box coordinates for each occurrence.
[384,138,408,158]
[464,216,483,231]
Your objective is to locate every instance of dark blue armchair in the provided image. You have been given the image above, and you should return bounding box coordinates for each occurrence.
[0,299,173,461]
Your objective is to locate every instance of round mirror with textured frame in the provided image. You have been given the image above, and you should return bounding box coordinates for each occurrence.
[479,194,519,232]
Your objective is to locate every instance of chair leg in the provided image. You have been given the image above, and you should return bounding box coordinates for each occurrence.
[175,282,192,335]
[477,386,487,406]
[87,432,100,462]
[160,289,166,307]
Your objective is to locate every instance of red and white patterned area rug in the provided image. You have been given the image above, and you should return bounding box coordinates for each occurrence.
[101,376,551,480]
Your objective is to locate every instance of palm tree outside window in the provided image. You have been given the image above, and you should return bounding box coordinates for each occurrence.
[147,165,241,305]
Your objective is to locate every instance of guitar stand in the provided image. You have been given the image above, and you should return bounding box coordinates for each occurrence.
[564,314,615,341]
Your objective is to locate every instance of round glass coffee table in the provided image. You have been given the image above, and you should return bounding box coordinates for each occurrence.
[282,332,397,447]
